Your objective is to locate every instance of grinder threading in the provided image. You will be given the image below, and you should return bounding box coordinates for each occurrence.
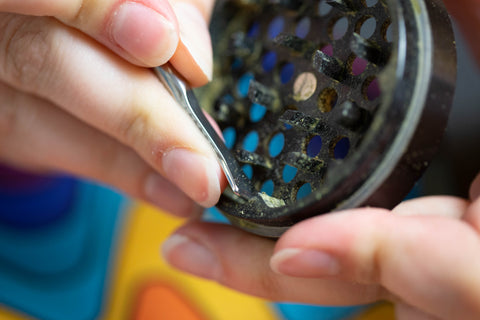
[194,0,457,237]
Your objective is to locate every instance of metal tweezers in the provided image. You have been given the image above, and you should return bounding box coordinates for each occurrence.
[154,66,258,201]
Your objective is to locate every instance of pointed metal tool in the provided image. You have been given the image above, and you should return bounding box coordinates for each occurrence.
[154,66,259,200]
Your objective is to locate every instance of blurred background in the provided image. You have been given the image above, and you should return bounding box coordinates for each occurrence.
[422,23,480,198]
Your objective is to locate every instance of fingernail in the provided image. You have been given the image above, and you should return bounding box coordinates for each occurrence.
[111,2,179,66]
[162,148,221,208]
[144,172,202,217]
[162,234,220,280]
[270,248,340,277]
[171,3,213,85]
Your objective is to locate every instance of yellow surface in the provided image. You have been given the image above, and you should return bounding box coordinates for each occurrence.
[354,303,395,320]
[102,203,278,320]
[0,202,395,320]
[0,308,33,320]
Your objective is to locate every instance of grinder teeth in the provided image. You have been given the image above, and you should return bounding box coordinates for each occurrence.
[326,0,359,12]
[312,50,346,81]
[351,33,391,66]
[273,34,317,58]
[229,32,256,57]
[284,152,326,174]
[335,100,370,130]
[235,149,272,168]
[279,110,335,137]
[248,80,280,110]
[204,0,393,213]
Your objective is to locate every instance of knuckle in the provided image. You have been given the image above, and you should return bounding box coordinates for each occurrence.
[257,272,282,298]
[61,0,94,25]
[0,14,54,90]
[54,0,86,22]
[218,266,281,299]
[117,106,152,148]
[0,86,18,145]
[0,83,36,148]
[92,137,145,192]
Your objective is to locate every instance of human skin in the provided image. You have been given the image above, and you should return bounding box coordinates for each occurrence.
[162,1,480,319]
[0,0,479,318]
[0,0,226,216]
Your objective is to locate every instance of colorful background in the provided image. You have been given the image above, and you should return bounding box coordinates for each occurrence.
[0,18,478,320]
[0,167,394,320]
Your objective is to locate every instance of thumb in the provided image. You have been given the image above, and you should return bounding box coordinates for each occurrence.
[272,204,480,319]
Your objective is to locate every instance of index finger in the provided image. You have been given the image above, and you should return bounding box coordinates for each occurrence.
[162,221,384,305]
[273,208,480,319]
[0,0,180,67]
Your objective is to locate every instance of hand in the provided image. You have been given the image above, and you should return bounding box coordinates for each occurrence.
[163,174,480,320]
[162,1,480,317]
[0,0,226,216]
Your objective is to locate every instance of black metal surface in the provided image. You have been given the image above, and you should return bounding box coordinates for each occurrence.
[195,0,456,237]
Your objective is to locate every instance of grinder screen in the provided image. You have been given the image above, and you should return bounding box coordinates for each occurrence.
[195,0,456,237]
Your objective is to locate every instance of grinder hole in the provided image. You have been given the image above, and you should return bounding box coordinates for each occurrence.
[268,16,285,39]
[359,17,377,39]
[269,132,285,157]
[250,103,267,122]
[331,137,350,159]
[222,127,237,149]
[237,73,254,98]
[296,17,311,38]
[283,165,298,183]
[332,17,349,40]
[243,131,259,152]
[262,51,277,72]
[242,164,253,179]
[318,0,333,16]
[297,183,312,200]
[383,21,393,42]
[261,179,275,196]
[364,77,381,101]
[318,87,338,113]
[351,56,368,75]
[321,44,334,56]
[247,21,260,38]
[280,63,295,84]
[307,135,323,157]
[364,0,378,7]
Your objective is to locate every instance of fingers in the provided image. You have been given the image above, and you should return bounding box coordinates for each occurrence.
[0,14,226,207]
[0,0,215,85]
[0,0,83,16]
[395,303,442,320]
[162,221,384,305]
[0,0,215,86]
[392,196,469,218]
[0,81,201,217]
[272,208,480,319]
[169,1,213,86]
[0,0,180,68]
[443,0,480,63]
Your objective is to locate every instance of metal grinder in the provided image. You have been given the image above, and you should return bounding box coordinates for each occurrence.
[192,0,456,237]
